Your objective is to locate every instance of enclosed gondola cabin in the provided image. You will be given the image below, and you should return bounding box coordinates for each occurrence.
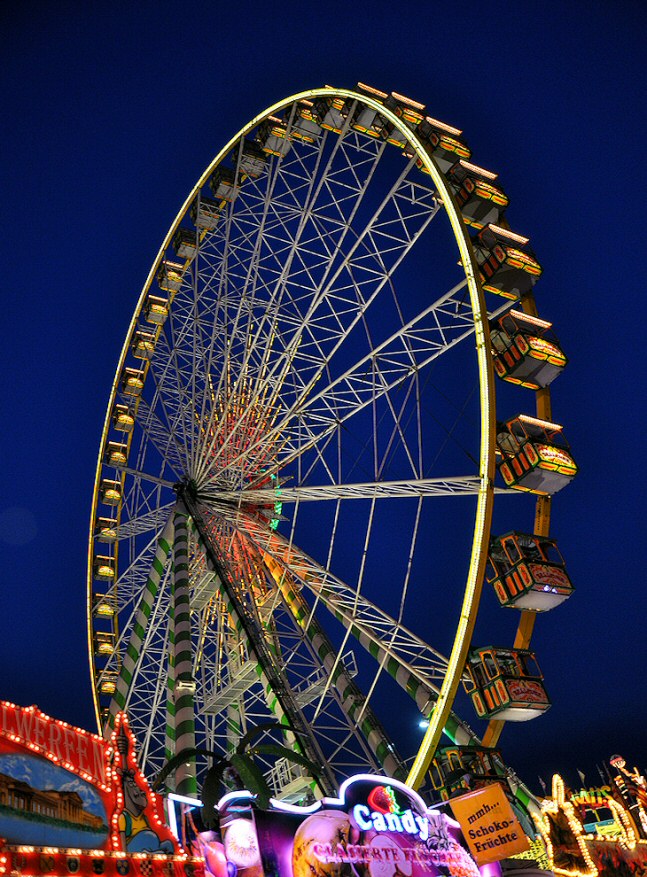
[352,83,389,138]
[191,195,221,229]
[209,166,239,201]
[290,101,321,143]
[447,161,509,230]
[132,330,156,360]
[144,294,169,326]
[386,91,426,128]
[416,116,471,174]
[172,228,197,261]
[94,631,116,657]
[463,647,550,721]
[313,94,350,134]
[99,479,121,506]
[104,441,128,468]
[491,310,567,389]
[257,116,292,157]
[497,414,577,493]
[474,224,542,299]
[379,92,425,147]
[99,672,118,695]
[93,555,115,581]
[93,592,116,618]
[94,517,118,544]
[488,531,574,611]
[120,367,145,397]
[430,746,504,800]
[233,139,268,179]
[157,259,184,292]
[112,404,134,433]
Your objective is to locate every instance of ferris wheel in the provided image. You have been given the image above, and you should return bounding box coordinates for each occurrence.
[87,84,575,802]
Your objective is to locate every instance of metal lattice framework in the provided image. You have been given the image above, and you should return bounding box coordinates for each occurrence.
[85,85,550,801]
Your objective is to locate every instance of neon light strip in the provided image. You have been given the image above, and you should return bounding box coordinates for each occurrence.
[424,116,462,136]
[459,160,498,180]
[487,224,529,245]
[508,309,552,329]
[390,91,425,110]
[517,414,563,430]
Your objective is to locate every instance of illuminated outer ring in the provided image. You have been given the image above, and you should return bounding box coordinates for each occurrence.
[86,87,496,787]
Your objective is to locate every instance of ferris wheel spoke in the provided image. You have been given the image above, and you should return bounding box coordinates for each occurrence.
[132,382,192,476]
[200,254,448,488]
[291,284,511,444]
[200,167,443,482]
[233,278,493,483]
[205,475,485,506]
[191,151,307,453]
[126,615,172,770]
[195,120,391,477]
[115,501,176,540]
[151,326,206,471]
[250,172,441,404]
[119,474,174,546]
[190,124,340,456]
[259,548,407,778]
[150,271,246,477]
[183,506,339,793]
[120,468,175,489]
[196,521,400,777]
[218,509,449,703]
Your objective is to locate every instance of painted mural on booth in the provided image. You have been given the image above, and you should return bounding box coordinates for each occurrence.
[0,702,178,854]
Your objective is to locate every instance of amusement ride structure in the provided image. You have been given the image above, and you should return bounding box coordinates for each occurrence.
[86,84,576,809]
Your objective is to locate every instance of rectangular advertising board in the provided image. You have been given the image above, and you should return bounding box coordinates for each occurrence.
[448,783,529,865]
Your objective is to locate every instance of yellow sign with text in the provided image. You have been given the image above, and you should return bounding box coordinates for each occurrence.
[449,783,530,865]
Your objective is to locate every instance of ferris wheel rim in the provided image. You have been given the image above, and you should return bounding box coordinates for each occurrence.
[87,85,497,791]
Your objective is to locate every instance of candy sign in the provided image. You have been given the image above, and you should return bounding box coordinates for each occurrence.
[352,803,429,840]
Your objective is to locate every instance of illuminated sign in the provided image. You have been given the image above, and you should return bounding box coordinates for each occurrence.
[174,774,498,877]
[350,784,429,839]
[449,783,529,865]
[527,336,565,361]
[528,564,572,591]
[0,702,180,857]
[352,804,429,840]
[535,444,576,470]
[0,701,107,788]
[506,679,549,704]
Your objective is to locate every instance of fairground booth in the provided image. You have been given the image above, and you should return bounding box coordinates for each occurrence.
[0,702,530,877]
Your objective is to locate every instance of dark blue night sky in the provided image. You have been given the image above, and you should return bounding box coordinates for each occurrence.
[2,0,646,795]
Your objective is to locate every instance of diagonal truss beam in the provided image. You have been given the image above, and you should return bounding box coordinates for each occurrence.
[183,493,338,795]
[213,506,451,699]
[203,475,504,505]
